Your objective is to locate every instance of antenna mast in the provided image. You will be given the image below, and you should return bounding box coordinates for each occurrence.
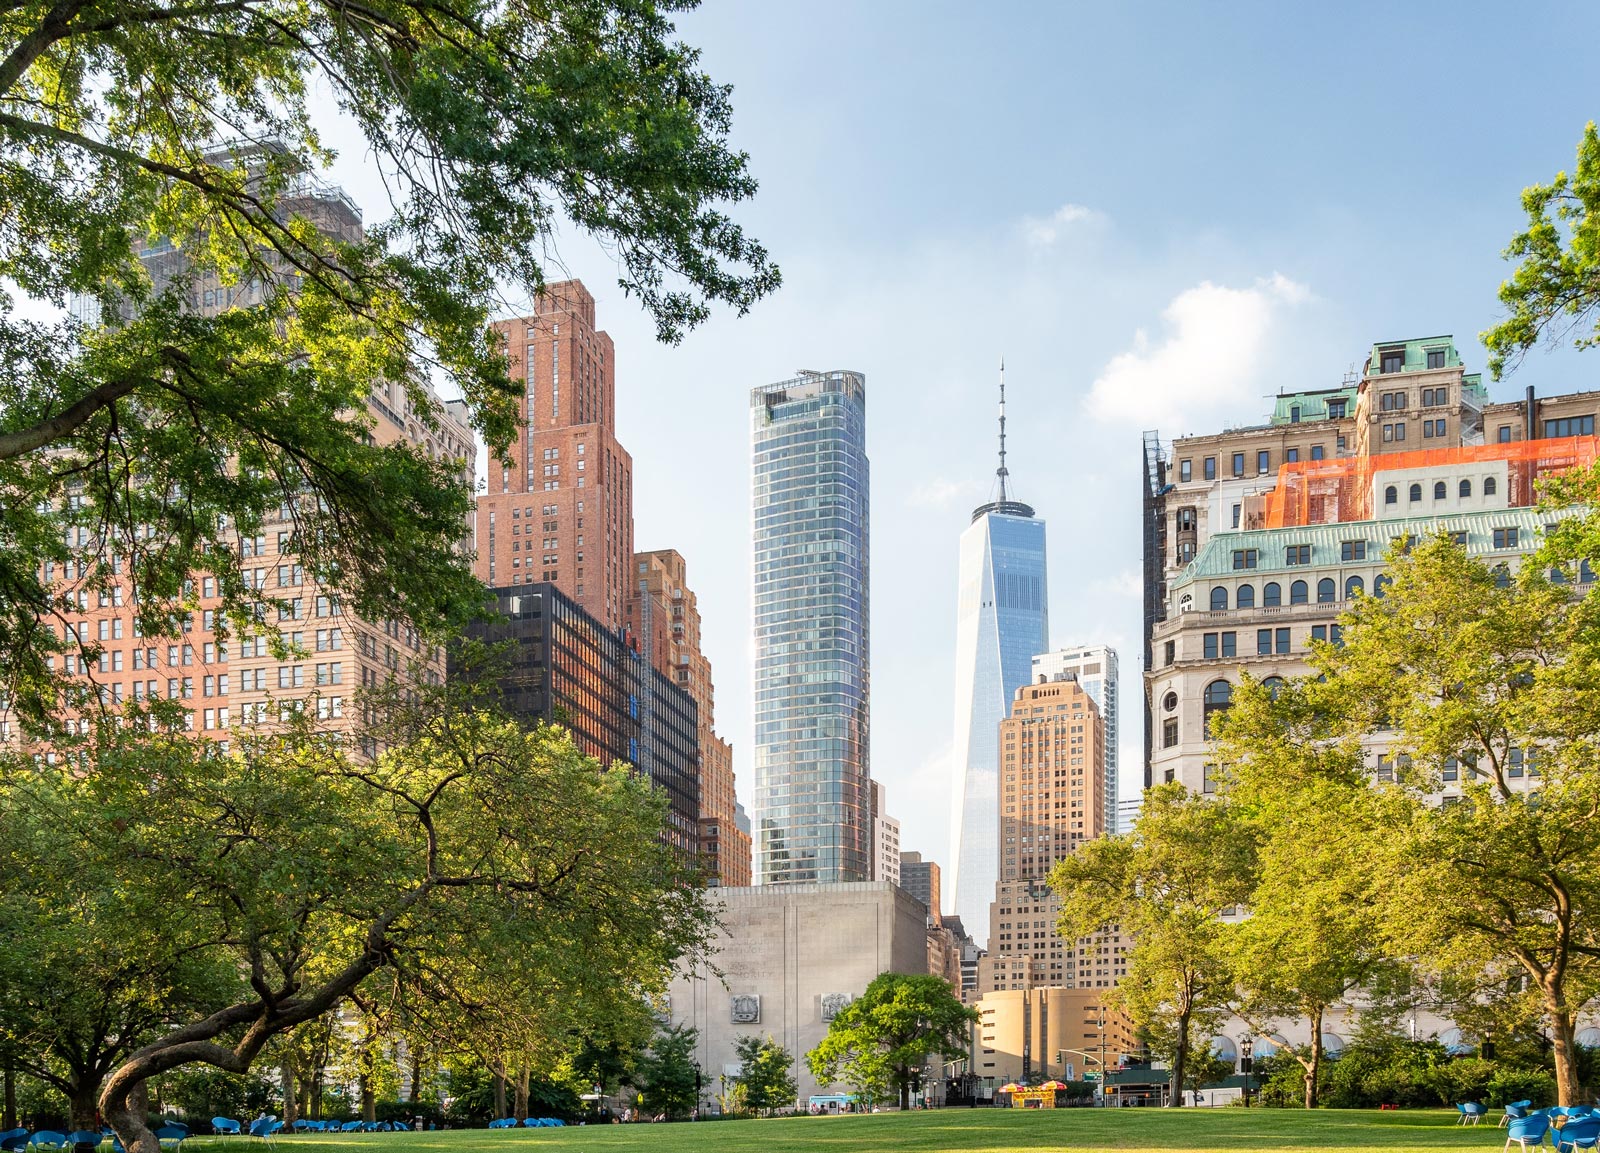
[997,357,1009,501]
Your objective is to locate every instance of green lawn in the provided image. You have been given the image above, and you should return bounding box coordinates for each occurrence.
[190,1109,1512,1152]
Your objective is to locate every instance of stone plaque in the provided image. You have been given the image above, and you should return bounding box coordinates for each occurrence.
[730,994,761,1024]
[820,993,851,1022]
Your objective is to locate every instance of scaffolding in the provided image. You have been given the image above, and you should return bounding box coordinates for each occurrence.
[1246,437,1600,530]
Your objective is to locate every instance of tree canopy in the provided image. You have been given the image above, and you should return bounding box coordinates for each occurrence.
[806,973,975,1111]
[0,0,778,727]
[731,1035,796,1117]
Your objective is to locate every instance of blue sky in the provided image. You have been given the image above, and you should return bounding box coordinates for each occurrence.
[318,2,1600,893]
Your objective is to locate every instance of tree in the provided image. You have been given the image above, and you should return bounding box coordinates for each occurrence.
[0,688,715,1153]
[1309,530,1600,1106]
[1051,783,1255,1106]
[0,0,778,727]
[730,1036,795,1117]
[807,973,975,1111]
[634,1025,699,1121]
[1482,122,1600,378]
[1212,675,1386,1108]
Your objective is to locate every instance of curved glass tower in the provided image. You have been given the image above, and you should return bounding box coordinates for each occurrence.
[950,369,1048,937]
[750,371,871,885]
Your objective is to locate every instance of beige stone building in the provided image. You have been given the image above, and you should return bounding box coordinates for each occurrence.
[666,882,932,1110]
[972,987,1137,1086]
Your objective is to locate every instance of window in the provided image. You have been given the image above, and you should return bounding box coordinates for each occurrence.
[1345,575,1365,598]
[1204,456,1217,480]
[1311,624,1327,643]
[1236,584,1256,609]
[1328,400,1346,419]
[1262,676,1286,699]
[1311,444,1325,461]
[1443,758,1459,783]
[1493,527,1519,549]
[1203,680,1232,732]
[1286,447,1299,463]
[1275,627,1290,654]
[1202,763,1219,795]
[1257,629,1272,656]
[1422,385,1449,404]
[1460,478,1473,498]
[1290,579,1308,605]
[1232,549,1258,570]
[1385,485,1398,505]
[1434,481,1447,500]
[1262,581,1281,606]
[1317,577,1336,603]
[1164,640,1176,665]
[1449,530,1468,547]
[1179,459,1192,482]
[1380,390,1407,411]
[1286,544,1310,565]
[1162,718,1178,748]
[1290,405,1302,423]
[1257,450,1271,474]
[1341,540,1367,561]
[1395,422,1406,441]
[1426,349,1447,370]
[1232,452,1245,478]
[1484,476,1498,496]
[1222,632,1236,658]
[1409,483,1422,502]
[1508,748,1525,778]
[1493,563,1512,589]
[1232,504,1242,529]
[1545,415,1596,438]
[1204,633,1219,660]
[1498,425,1513,443]
[1380,348,1404,374]
[1374,573,1392,598]
[1210,586,1228,611]
[1163,691,1178,712]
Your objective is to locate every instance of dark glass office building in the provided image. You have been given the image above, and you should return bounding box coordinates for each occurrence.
[459,582,699,856]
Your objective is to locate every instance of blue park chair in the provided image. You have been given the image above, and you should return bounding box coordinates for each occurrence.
[1505,1113,1552,1153]
[1459,1103,1488,1126]
[0,1133,27,1153]
[31,1133,67,1152]
[211,1119,240,1138]
[1560,1117,1600,1152]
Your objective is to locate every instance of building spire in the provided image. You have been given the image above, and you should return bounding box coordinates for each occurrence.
[997,357,1009,501]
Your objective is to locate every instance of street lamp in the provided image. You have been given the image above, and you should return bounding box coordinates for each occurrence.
[1240,1038,1253,1108]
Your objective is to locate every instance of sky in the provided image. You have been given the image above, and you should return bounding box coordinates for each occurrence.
[307,1,1600,895]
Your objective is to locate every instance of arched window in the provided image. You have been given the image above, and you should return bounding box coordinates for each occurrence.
[1384,485,1398,505]
[1345,574,1365,598]
[1460,478,1472,498]
[1210,586,1228,611]
[1374,573,1392,598]
[1409,483,1423,502]
[1484,476,1498,496]
[1263,581,1281,607]
[1290,579,1308,605]
[1236,584,1255,609]
[1434,481,1447,500]
[1317,577,1336,603]
[1261,676,1286,700]
[1203,680,1233,733]
[1493,563,1511,589]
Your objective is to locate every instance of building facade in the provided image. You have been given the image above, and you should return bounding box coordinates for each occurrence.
[1031,646,1119,833]
[625,549,750,885]
[667,882,930,1109]
[972,987,1137,1087]
[899,851,942,919]
[459,582,700,856]
[871,780,901,885]
[951,376,1049,937]
[475,280,634,630]
[750,371,872,885]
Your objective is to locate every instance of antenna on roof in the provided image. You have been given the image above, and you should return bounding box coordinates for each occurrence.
[996,357,1009,501]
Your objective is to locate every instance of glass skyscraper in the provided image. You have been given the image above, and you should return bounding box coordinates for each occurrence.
[750,371,871,885]
[950,373,1048,938]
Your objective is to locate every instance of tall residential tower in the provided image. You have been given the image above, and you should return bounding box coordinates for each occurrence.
[750,370,871,885]
[950,368,1049,937]
[1032,646,1120,833]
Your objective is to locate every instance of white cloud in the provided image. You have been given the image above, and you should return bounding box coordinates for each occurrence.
[907,476,986,510]
[1085,274,1310,429]
[1021,203,1107,247]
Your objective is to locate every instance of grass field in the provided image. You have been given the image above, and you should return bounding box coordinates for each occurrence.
[178,1109,1513,1153]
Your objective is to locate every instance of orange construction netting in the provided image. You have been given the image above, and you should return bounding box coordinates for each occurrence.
[1247,436,1600,530]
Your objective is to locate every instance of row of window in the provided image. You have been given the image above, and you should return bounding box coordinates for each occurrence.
[1210,576,1374,609]
[1384,476,1497,505]
[1179,443,1333,483]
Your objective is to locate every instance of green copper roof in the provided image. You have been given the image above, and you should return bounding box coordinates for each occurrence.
[1269,388,1357,426]
[1367,336,1463,375]
[1172,505,1582,588]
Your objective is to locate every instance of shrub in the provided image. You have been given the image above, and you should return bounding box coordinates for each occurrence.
[1485,1069,1556,1108]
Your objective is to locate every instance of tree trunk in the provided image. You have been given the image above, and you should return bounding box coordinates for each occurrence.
[3,1060,15,1131]
[1168,1009,1191,1107]
[70,1079,102,1132]
[1304,1005,1323,1110]
[408,1053,423,1106]
[513,1068,529,1120]
[1546,986,1581,1106]
[281,1056,299,1126]
[105,1078,155,1153]
[898,1065,910,1111]
[309,1068,324,1119]
[492,1061,507,1120]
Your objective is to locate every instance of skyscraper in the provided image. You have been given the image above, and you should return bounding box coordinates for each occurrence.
[475,280,634,629]
[750,370,871,885]
[1032,646,1120,833]
[950,369,1049,938]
